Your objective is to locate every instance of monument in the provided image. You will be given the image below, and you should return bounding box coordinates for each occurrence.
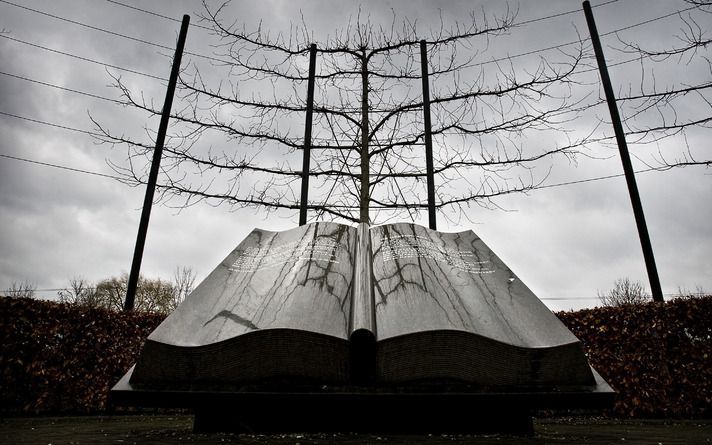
[112,221,614,433]
[112,16,613,433]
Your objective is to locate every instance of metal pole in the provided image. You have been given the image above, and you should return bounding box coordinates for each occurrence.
[299,44,317,226]
[583,1,664,302]
[124,15,190,311]
[420,40,437,230]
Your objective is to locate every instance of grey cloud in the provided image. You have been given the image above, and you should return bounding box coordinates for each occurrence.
[0,0,709,308]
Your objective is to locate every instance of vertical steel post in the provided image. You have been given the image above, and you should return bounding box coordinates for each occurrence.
[299,44,318,226]
[420,40,437,230]
[583,1,663,302]
[124,15,190,311]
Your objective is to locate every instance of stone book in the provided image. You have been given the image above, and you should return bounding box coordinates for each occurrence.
[128,221,596,388]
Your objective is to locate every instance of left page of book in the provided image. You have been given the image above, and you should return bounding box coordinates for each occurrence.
[130,221,357,384]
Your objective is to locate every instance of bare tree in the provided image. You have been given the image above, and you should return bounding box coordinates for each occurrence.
[4,281,36,298]
[94,3,589,225]
[172,266,196,308]
[58,277,102,308]
[598,277,650,306]
[94,2,711,226]
[675,285,707,299]
[611,0,712,168]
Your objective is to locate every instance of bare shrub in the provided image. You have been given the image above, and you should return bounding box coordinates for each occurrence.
[598,278,650,307]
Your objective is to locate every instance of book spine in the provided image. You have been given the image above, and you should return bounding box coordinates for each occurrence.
[349,222,376,383]
[350,222,375,336]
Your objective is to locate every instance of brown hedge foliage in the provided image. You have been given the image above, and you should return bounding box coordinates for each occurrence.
[557,295,712,418]
[0,297,164,414]
[1,295,710,417]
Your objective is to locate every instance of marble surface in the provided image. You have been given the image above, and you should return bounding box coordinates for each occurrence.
[131,221,595,386]
[371,223,580,347]
[146,222,357,347]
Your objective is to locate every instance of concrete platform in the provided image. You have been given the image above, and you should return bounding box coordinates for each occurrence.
[111,366,614,433]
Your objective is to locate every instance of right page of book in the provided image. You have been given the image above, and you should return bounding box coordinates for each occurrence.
[370,222,594,385]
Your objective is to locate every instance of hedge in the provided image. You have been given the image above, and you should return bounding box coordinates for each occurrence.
[558,295,712,418]
[0,297,163,414]
[1,295,710,417]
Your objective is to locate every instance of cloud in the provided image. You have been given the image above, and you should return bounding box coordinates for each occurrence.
[0,0,710,310]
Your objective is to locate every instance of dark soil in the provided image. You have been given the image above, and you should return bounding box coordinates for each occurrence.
[1,415,711,445]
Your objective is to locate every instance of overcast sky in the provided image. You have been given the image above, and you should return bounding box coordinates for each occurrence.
[1,0,710,311]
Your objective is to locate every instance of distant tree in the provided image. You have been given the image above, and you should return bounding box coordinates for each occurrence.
[57,268,195,313]
[94,273,175,313]
[675,285,707,299]
[57,277,102,308]
[598,278,650,307]
[4,281,36,299]
[172,266,196,308]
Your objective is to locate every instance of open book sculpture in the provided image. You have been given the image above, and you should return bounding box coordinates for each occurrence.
[113,222,613,432]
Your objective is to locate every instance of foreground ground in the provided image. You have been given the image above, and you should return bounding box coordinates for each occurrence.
[1,415,711,444]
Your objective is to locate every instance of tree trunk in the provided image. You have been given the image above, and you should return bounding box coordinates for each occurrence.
[359,50,370,224]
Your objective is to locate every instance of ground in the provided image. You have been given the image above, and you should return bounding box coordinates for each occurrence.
[2,415,712,444]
